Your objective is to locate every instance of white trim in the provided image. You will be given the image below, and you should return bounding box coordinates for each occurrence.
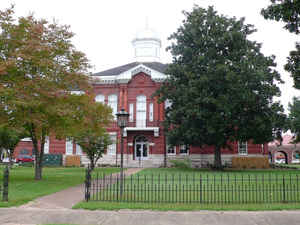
[21,137,31,142]
[91,64,167,84]
[123,127,159,137]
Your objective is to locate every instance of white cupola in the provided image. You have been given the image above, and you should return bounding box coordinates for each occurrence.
[132,24,161,62]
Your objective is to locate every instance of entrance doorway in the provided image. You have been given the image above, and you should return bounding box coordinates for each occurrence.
[135,136,148,160]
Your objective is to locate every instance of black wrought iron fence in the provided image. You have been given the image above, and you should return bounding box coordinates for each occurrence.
[1,166,9,201]
[85,170,300,204]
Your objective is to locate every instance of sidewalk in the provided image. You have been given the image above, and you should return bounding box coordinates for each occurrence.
[1,167,300,225]
[1,208,300,225]
[19,168,143,210]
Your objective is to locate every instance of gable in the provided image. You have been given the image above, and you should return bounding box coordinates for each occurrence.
[92,63,167,84]
[128,72,155,88]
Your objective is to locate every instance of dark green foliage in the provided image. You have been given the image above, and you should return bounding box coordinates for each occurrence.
[285,43,300,89]
[288,97,300,142]
[261,0,300,34]
[155,6,286,169]
[0,126,27,163]
[262,1,300,89]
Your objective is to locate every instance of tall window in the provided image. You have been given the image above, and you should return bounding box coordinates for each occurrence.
[129,103,134,122]
[95,94,105,103]
[107,133,117,155]
[149,103,153,122]
[136,95,146,127]
[66,138,73,155]
[238,141,248,155]
[44,136,50,154]
[108,94,118,120]
[76,143,82,155]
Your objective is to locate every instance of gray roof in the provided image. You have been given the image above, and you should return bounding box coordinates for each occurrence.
[92,62,168,76]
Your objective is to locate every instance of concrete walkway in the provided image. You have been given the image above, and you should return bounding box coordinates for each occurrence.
[19,168,143,210]
[1,208,300,225]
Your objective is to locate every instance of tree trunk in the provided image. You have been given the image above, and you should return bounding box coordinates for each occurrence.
[90,160,95,171]
[214,146,223,170]
[30,125,45,180]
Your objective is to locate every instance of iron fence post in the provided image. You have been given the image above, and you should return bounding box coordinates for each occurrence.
[283,176,286,203]
[2,165,9,202]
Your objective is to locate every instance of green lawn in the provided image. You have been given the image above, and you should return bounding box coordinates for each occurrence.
[74,168,300,211]
[0,166,120,207]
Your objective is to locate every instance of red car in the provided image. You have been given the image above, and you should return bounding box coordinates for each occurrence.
[16,155,34,163]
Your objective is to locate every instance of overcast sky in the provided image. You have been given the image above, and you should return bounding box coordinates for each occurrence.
[2,0,300,111]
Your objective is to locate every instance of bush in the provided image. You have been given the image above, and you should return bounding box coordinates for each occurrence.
[169,159,191,168]
[232,156,270,169]
[65,155,81,167]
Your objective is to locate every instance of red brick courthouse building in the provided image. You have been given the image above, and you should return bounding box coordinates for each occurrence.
[15,27,268,167]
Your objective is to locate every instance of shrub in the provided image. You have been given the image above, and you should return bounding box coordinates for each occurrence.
[169,159,191,168]
[232,156,270,169]
[65,155,81,167]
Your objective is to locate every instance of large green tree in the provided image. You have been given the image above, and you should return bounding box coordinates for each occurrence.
[0,6,102,180]
[288,97,300,142]
[155,6,286,169]
[262,0,300,88]
[262,1,300,139]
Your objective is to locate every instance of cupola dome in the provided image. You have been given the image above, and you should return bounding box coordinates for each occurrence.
[132,25,161,62]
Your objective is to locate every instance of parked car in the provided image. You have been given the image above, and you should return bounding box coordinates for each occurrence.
[275,158,285,164]
[15,155,34,163]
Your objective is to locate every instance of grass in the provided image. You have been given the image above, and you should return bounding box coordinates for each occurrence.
[74,201,300,211]
[0,165,120,207]
[74,167,300,211]
[283,164,300,169]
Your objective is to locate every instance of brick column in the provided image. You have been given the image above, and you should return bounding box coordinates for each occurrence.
[124,88,128,111]
[119,88,123,109]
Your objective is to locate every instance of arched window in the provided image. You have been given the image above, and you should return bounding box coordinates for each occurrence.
[136,95,146,127]
[108,94,118,120]
[95,94,105,103]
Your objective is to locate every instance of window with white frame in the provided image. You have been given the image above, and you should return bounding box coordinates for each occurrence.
[167,145,176,155]
[76,143,83,155]
[95,94,105,103]
[149,102,153,122]
[136,95,146,127]
[129,103,134,122]
[238,141,248,155]
[65,138,73,155]
[44,136,50,154]
[108,94,118,120]
[107,133,117,155]
[180,145,189,155]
